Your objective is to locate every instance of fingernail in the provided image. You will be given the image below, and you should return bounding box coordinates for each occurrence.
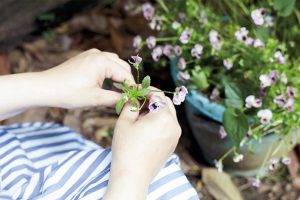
[148,96,166,112]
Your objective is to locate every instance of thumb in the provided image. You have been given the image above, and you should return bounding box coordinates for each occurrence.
[119,103,139,123]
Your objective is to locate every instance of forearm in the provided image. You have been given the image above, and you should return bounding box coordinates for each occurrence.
[0,72,59,120]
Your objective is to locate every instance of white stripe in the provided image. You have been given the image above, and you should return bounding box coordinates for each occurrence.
[0,140,19,157]
[152,164,180,183]
[1,168,32,187]
[2,155,32,175]
[170,188,199,200]
[16,127,69,139]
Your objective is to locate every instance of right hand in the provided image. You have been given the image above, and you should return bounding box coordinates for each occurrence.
[104,87,182,200]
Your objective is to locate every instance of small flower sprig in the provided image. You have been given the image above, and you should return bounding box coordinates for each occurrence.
[113,55,188,114]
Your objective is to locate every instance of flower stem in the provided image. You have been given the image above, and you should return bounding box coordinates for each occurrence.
[219,147,235,161]
[156,37,178,42]
[156,0,169,13]
[148,89,175,94]
[138,97,147,111]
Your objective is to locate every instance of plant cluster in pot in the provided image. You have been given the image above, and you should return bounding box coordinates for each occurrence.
[132,0,300,185]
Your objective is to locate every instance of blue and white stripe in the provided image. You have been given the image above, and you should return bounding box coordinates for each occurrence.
[0,122,199,200]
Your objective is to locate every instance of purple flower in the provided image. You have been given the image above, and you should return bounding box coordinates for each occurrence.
[172,21,181,29]
[214,160,223,173]
[151,46,163,61]
[282,157,291,165]
[269,158,279,171]
[249,177,261,188]
[269,70,279,84]
[209,30,221,50]
[245,37,254,46]
[210,87,220,101]
[223,59,233,70]
[163,45,173,58]
[133,35,142,51]
[180,30,193,44]
[191,44,203,59]
[142,3,155,21]
[274,95,287,107]
[259,74,272,88]
[284,98,294,112]
[245,95,262,108]
[253,38,265,48]
[177,71,190,83]
[174,45,182,56]
[274,51,285,65]
[219,126,227,139]
[286,86,296,98]
[251,8,265,26]
[177,57,186,70]
[172,86,188,105]
[235,27,248,42]
[128,55,142,67]
[148,96,166,112]
[257,109,272,124]
[146,36,156,49]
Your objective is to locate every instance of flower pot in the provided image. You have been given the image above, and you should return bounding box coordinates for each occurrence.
[170,59,300,177]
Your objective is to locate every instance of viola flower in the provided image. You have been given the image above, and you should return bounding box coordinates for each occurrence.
[172,86,188,105]
[251,8,265,26]
[174,45,182,56]
[235,27,249,42]
[180,30,193,44]
[133,35,142,51]
[210,87,220,101]
[257,109,272,125]
[274,51,285,65]
[281,73,288,84]
[146,36,156,49]
[286,86,296,98]
[259,74,272,88]
[253,38,265,48]
[269,70,279,84]
[245,95,262,108]
[233,153,244,163]
[284,98,294,112]
[223,59,233,70]
[209,30,221,50]
[148,96,166,112]
[177,57,186,70]
[151,46,163,61]
[249,177,261,188]
[149,15,162,30]
[163,45,173,58]
[219,126,227,139]
[177,71,190,83]
[245,37,254,46]
[214,160,223,173]
[128,55,142,68]
[269,158,279,171]
[172,21,181,29]
[282,157,291,165]
[191,44,203,59]
[274,95,287,107]
[142,2,155,21]
[265,15,274,27]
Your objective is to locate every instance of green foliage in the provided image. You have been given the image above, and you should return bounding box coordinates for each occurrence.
[224,82,244,109]
[190,67,209,89]
[273,0,296,17]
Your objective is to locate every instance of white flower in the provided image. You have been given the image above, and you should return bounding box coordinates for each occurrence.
[274,95,287,107]
[257,109,272,124]
[172,21,181,29]
[249,177,261,188]
[174,45,182,56]
[209,30,221,50]
[179,30,193,44]
[146,36,156,49]
[251,8,265,26]
[269,158,279,171]
[163,45,173,58]
[253,38,265,48]
[219,126,227,139]
[281,73,288,84]
[245,37,254,46]
[233,154,244,163]
[245,95,262,108]
[177,57,186,70]
[133,35,142,51]
[223,59,233,70]
[151,46,163,61]
[286,86,296,98]
[282,157,291,165]
[142,3,155,21]
[210,87,220,101]
[235,27,248,42]
[149,16,162,30]
[274,51,285,64]
[284,98,294,112]
[214,160,223,173]
[264,15,274,27]
[191,44,203,59]
[200,10,208,27]
[259,74,272,88]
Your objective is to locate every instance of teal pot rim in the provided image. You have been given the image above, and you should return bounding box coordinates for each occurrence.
[170,58,225,123]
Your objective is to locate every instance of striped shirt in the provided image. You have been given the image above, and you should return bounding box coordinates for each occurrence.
[0,122,199,200]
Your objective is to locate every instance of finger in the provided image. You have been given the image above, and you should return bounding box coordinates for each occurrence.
[104,52,131,73]
[165,97,177,119]
[104,59,135,84]
[119,102,139,123]
[97,90,122,106]
[146,86,170,114]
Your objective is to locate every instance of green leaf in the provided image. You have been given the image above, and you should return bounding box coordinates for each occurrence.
[115,96,128,115]
[113,82,124,90]
[190,68,209,89]
[142,75,151,89]
[224,82,243,109]
[223,107,249,147]
[130,98,139,112]
[137,88,150,97]
[273,0,295,17]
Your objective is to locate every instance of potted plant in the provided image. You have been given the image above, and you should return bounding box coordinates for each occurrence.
[132,0,300,185]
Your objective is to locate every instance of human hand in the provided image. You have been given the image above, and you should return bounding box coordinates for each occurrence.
[39,49,135,109]
[104,88,181,200]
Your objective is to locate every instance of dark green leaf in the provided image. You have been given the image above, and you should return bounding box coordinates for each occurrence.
[224,82,243,109]
[137,88,150,97]
[115,96,128,115]
[190,69,209,89]
[142,75,151,89]
[273,0,295,17]
[223,107,249,147]
[113,82,124,90]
